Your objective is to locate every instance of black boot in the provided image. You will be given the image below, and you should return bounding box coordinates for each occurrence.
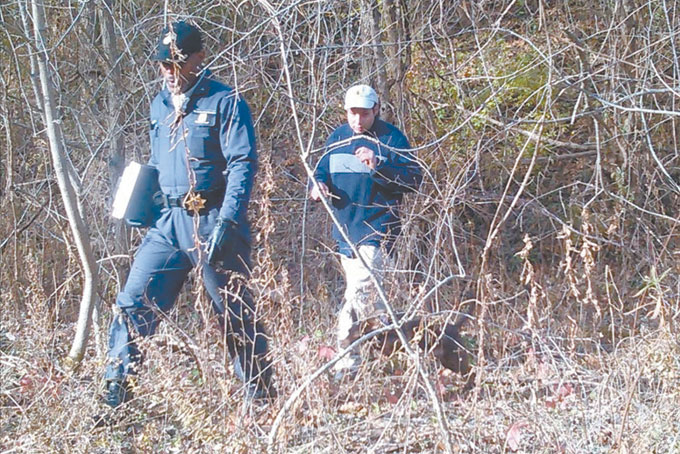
[105,379,131,408]
[243,359,276,402]
[244,379,276,402]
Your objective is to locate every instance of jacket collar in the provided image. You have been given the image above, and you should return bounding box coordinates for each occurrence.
[347,117,384,138]
[159,68,211,112]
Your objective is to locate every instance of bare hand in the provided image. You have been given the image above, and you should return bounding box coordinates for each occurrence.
[355,146,377,170]
[310,181,330,201]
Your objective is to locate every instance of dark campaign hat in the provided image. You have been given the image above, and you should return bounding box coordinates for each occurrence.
[152,21,203,63]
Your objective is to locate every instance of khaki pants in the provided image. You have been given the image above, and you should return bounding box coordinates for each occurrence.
[334,245,388,372]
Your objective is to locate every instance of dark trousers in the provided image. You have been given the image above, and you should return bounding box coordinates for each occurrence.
[105,208,270,389]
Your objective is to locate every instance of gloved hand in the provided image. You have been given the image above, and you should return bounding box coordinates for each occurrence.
[206,218,236,265]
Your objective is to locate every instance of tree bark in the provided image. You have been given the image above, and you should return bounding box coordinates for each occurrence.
[0,71,14,196]
[30,0,98,367]
[99,0,126,191]
[360,0,392,122]
[98,0,130,282]
[382,0,412,125]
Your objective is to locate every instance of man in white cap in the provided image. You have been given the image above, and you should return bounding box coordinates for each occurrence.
[310,84,422,379]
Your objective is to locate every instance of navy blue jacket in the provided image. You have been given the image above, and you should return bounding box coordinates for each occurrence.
[314,118,422,257]
[148,70,257,239]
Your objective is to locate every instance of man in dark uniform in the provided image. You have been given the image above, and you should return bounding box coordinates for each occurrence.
[105,21,273,407]
[310,84,422,379]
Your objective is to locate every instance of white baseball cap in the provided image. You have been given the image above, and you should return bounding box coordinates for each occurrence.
[344,84,379,109]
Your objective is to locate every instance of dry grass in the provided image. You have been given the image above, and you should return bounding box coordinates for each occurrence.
[2,309,680,453]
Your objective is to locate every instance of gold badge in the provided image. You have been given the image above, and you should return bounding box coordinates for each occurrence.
[183,191,206,213]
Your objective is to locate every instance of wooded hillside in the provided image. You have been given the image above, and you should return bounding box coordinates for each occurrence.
[1,1,679,452]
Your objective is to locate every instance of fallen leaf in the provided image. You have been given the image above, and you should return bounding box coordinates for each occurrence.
[546,383,575,409]
[505,421,529,452]
[555,383,574,399]
[19,375,34,394]
[318,344,336,361]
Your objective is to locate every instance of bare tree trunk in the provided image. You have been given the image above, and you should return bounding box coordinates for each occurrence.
[30,0,98,368]
[382,0,399,92]
[99,0,125,192]
[382,0,412,125]
[360,0,392,122]
[359,0,373,81]
[0,71,13,196]
[98,0,129,283]
[17,1,44,117]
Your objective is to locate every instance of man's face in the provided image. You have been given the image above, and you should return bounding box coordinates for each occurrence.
[346,104,379,134]
[159,50,205,94]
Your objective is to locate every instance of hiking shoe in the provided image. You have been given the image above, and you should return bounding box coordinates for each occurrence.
[104,379,131,408]
[244,381,277,403]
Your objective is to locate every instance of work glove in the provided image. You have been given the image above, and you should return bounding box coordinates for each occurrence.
[206,218,236,265]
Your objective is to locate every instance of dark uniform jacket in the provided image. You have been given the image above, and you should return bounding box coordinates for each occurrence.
[314,118,422,257]
[149,70,257,243]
